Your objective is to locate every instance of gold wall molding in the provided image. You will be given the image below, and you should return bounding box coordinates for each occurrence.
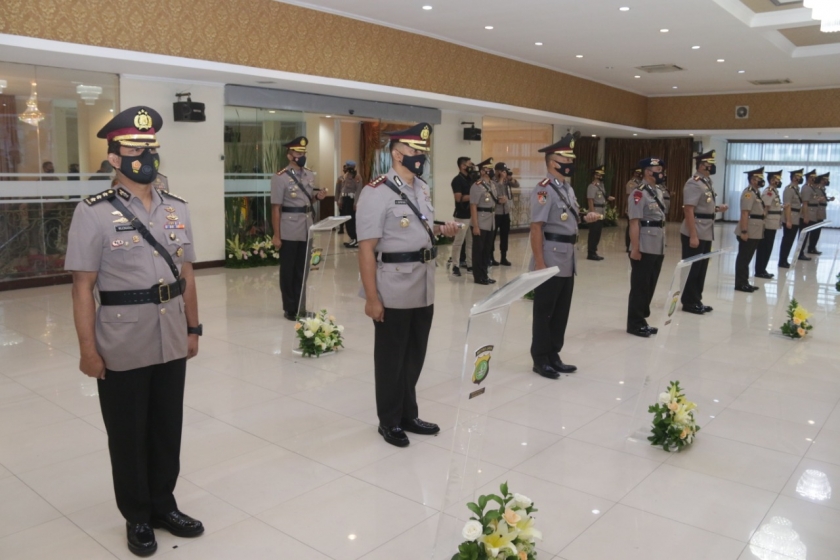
[3,0,840,130]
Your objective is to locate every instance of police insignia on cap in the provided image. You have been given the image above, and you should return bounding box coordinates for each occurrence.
[569,139,575,149]
[301,138,307,147]
[420,126,430,141]
[134,109,153,131]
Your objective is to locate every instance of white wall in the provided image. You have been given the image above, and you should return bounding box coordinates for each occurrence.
[120,77,225,262]
[431,110,483,221]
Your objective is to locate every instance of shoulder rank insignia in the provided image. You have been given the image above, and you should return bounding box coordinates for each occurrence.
[276,168,288,176]
[368,176,387,188]
[693,175,702,181]
[538,178,550,187]
[83,189,116,206]
[161,191,187,203]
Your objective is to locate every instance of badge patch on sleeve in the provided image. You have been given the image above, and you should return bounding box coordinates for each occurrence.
[633,190,644,204]
[537,191,548,205]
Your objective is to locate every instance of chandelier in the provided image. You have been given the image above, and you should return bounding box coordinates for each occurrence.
[18,82,44,126]
[804,0,840,33]
[76,84,103,105]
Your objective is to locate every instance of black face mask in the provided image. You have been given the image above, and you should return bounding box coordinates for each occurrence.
[485,169,495,180]
[291,155,307,169]
[120,149,159,184]
[757,179,766,188]
[554,163,576,177]
[707,164,717,175]
[825,181,830,187]
[401,153,426,176]
[653,171,666,185]
[797,177,804,185]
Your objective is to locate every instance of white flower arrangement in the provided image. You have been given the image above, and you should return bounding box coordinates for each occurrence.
[294,309,345,357]
[225,234,280,267]
[648,381,700,451]
[453,482,541,560]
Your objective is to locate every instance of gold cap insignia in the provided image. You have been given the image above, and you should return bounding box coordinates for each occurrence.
[569,140,575,149]
[134,109,153,131]
[420,126,430,141]
[300,138,307,147]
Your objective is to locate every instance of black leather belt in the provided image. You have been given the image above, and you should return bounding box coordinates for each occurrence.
[342,193,355,199]
[768,211,782,215]
[640,220,664,228]
[477,208,494,213]
[749,214,765,219]
[594,203,605,207]
[819,203,828,207]
[791,208,800,212]
[544,232,578,244]
[379,247,438,264]
[281,206,310,213]
[99,278,186,306]
[694,213,715,219]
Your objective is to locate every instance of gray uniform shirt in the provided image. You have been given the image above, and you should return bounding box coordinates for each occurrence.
[783,183,802,222]
[64,186,196,372]
[587,181,608,217]
[657,185,671,214]
[356,168,436,309]
[270,166,317,242]
[800,183,820,222]
[494,179,513,215]
[762,186,783,230]
[337,175,363,200]
[626,178,641,196]
[470,180,497,230]
[529,175,579,278]
[818,186,828,220]
[737,186,766,239]
[680,175,717,241]
[627,183,666,255]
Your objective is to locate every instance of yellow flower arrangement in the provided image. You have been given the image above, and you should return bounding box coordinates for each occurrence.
[781,299,813,339]
[649,381,700,451]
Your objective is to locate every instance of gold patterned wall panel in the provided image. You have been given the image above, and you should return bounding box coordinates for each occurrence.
[648,89,840,130]
[0,0,648,127]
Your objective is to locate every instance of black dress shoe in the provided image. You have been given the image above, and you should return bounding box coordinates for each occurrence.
[532,364,560,379]
[755,271,774,279]
[586,255,601,261]
[734,285,754,292]
[549,357,577,373]
[466,266,473,272]
[490,259,500,266]
[500,259,512,266]
[647,326,659,335]
[749,285,760,291]
[475,278,493,285]
[452,266,461,277]
[400,418,440,435]
[283,311,296,321]
[487,278,497,284]
[702,305,713,313]
[378,425,409,447]
[682,304,705,315]
[151,510,204,538]
[126,523,157,557]
[808,250,822,255]
[798,255,811,261]
[778,262,790,268]
[627,326,651,338]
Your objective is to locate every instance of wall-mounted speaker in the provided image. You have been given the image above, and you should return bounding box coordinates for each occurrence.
[463,127,482,141]
[735,106,749,119]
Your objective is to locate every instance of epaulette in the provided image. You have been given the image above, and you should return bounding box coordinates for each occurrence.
[368,176,387,188]
[276,168,288,176]
[83,189,116,206]
[693,175,702,181]
[161,191,187,203]
[538,178,550,187]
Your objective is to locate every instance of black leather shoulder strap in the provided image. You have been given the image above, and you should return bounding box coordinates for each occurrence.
[382,178,437,247]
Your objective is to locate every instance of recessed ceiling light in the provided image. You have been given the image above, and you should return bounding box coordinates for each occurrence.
[591,134,597,137]
[634,75,641,78]
[717,59,725,62]
[784,135,789,138]
[672,86,678,89]
[576,55,583,58]
[535,42,543,46]
[660,29,669,33]
[689,134,694,136]
[633,133,638,136]
[619,7,630,11]
[692,46,700,50]
[738,70,745,74]
[422,5,432,10]
[268,110,276,114]
[326,115,332,118]
[485,25,494,30]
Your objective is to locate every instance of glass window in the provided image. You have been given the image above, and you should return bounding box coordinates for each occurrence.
[0,62,118,284]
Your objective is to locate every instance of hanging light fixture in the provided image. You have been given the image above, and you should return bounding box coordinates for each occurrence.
[76,84,103,105]
[18,82,44,126]
[804,0,840,32]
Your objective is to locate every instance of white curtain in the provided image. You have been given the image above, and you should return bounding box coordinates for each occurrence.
[724,142,840,226]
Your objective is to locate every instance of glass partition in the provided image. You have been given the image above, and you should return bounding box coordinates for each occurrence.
[0,62,118,284]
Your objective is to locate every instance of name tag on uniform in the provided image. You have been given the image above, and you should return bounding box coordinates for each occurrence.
[115,225,137,232]
[394,200,407,205]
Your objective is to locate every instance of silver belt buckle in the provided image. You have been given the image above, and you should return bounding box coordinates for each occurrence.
[421,248,433,262]
[158,284,171,303]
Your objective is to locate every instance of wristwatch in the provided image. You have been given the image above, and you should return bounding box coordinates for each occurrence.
[741,229,748,234]
[187,324,203,336]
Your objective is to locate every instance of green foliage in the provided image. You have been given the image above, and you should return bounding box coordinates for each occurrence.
[295,310,345,357]
[225,234,280,268]
[648,381,700,452]
[780,298,814,339]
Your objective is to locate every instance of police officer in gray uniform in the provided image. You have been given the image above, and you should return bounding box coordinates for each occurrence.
[624,167,643,252]
[492,162,513,266]
[337,160,363,248]
[270,136,326,321]
[807,172,834,255]
[627,158,667,337]
[778,169,804,268]
[470,158,502,284]
[65,106,204,557]
[586,165,613,260]
[529,134,599,379]
[680,150,727,314]
[754,170,783,279]
[658,168,672,215]
[798,169,819,261]
[356,123,459,447]
[734,167,766,292]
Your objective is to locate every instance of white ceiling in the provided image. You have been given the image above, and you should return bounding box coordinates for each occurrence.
[277,0,840,96]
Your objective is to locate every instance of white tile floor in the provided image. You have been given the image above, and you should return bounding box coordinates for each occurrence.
[0,222,838,559]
